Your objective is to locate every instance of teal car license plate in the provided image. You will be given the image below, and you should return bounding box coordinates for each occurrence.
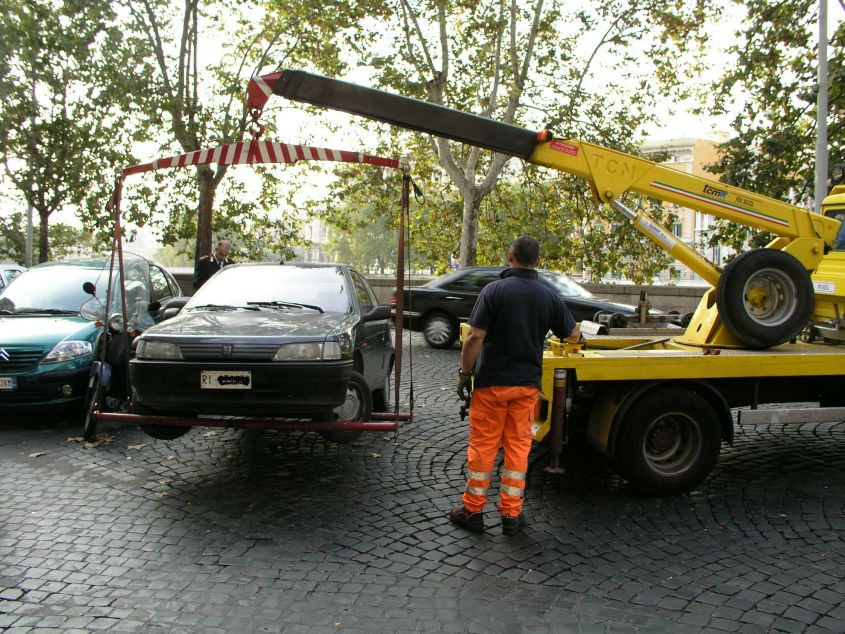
[0,377,17,390]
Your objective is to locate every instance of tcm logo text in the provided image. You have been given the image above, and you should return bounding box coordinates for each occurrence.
[703,185,728,199]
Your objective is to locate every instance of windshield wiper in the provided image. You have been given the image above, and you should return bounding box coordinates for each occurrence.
[188,303,258,312]
[14,308,78,315]
[247,301,323,313]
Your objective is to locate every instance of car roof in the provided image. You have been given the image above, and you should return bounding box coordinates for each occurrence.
[224,262,350,270]
[29,251,152,270]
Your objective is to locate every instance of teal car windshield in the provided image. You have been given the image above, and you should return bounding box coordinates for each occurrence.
[0,267,110,314]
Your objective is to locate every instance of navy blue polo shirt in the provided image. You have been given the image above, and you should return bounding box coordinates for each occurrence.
[468,267,576,389]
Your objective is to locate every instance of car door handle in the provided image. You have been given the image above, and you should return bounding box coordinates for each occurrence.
[445,296,462,300]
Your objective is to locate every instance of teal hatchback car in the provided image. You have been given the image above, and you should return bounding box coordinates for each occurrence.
[0,254,182,411]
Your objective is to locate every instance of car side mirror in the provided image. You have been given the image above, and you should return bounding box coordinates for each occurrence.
[160,296,189,320]
[82,281,97,296]
[363,305,392,322]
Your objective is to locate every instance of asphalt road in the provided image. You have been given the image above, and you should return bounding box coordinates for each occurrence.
[2,332,845,633]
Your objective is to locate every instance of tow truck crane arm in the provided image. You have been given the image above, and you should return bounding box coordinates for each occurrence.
[247,70,845,350]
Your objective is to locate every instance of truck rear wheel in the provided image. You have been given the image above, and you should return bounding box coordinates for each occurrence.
[716,248,813,349]
[614,387,721,495]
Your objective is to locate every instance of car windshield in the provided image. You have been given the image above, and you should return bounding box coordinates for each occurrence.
[538,270,595,298]
[188,265,353,314]
[0,266,111,314]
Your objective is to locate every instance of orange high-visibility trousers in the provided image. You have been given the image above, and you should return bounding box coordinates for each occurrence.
[462,385,538,518]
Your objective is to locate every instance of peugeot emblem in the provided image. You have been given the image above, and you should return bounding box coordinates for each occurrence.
[221,344,234,357]
[0,348,9,362]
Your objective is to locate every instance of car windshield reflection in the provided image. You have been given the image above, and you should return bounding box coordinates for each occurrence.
[0,267,111,314]
[538,271,595,298]
[188,265,352,314]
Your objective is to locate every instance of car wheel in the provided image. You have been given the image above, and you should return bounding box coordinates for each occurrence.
[422,311,457,348]
[133,401,191,441]
[322,370,371,444]
[372,364,392,412]
[82,365,103,441]
[715,248,814,349]
[613,387,721,496]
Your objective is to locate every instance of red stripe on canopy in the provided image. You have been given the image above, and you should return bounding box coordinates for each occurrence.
[122,140,400,176]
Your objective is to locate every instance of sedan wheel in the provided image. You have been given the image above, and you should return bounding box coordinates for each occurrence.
[423,312,457,348]
[322,370,371,443]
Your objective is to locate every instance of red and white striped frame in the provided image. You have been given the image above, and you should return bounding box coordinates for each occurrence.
[122,139,400,176]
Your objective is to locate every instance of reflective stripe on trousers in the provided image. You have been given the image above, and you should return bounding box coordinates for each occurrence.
[461,385,538,517]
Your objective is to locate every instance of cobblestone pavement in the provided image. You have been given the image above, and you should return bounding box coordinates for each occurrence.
[2,332,845,633]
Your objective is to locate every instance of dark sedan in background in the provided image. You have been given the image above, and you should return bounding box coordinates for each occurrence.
[130,263,394,442]
[393,266,679,348]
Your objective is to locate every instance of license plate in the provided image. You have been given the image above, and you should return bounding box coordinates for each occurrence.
[200,370,251,390]
[0,377,16,390]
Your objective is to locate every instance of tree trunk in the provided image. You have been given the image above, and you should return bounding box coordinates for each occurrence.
[38,209,49,263]
[459,190,481,267]
[194,167,216,262]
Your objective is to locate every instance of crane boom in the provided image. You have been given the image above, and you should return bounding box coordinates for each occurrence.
[247,69,845,349]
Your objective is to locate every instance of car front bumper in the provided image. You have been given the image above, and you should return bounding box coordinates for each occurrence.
[130,359,354,417]
[0,364,90,407]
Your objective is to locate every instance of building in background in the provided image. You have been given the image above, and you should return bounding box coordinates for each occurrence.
[292,216,331,263]
[638,132,732,284]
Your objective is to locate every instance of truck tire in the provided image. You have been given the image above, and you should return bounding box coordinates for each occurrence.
[422,311,457,348]
[321,370,371,444]
[716,249,813,349]
[614,387,721,496]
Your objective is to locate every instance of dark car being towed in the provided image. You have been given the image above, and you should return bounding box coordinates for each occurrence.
[130,263,393,442]
[394,266,677,348]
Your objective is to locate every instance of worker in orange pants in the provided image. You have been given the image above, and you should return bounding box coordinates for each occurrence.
[462,385,538,520]
[451,236,580,534]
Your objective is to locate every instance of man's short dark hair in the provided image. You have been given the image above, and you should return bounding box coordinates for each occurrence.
[510,236,540,266]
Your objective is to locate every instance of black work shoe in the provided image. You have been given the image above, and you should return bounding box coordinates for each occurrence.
[448,506,484,532]
[501,513,525,535]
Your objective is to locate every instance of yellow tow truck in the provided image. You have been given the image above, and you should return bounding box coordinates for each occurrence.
[246,70,845,495]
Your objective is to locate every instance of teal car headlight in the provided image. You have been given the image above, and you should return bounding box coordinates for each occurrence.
[136,339,183,360]
[273,341,342,361]
[41,340,93,364]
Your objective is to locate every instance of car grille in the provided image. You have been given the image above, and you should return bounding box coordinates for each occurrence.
[178,342,279,360]
[0,346,46,372]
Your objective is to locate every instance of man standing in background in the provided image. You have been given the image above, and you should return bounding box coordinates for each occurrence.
[193,240,234,290]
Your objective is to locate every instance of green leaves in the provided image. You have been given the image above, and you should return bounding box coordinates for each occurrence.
[704,0,842,249]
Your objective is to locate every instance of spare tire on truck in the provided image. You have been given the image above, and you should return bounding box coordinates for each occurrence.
[715,248,814,349]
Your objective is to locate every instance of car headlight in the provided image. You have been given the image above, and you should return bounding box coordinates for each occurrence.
[42,340,93,364]
[273,341,342,361]
[108,313,125,331]
[135,339,183,360]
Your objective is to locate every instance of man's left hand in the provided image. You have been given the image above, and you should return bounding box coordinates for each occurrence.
[456,371,472,400]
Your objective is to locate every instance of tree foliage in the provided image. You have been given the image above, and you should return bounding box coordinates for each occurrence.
[0,0,142,262]
[314,0,719,273]
[104,0,375,263]
[703,0,845,254]
[0,211,95,263]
